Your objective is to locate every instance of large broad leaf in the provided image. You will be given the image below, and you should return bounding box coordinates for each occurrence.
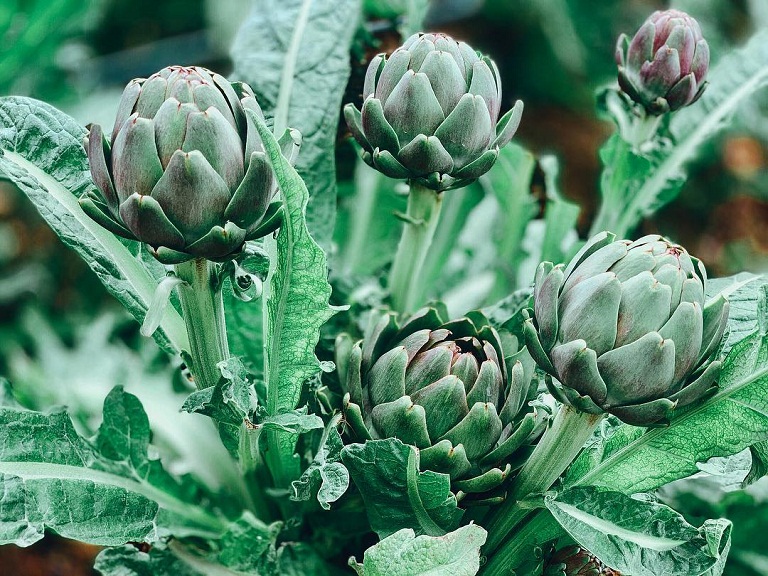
[707,274,768,359]
[566,325,768,494]
[231,0,360,249]
[341,439,463,539]
[250,111,336,491]
[350,524,487,576]
[0,384,228,547]
[592,28,768,237]
[0,96,188,355]
[546,486,731,576]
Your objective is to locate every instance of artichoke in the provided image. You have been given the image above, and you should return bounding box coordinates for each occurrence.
[543,545,621,576]
[616,9,709,115]
[344,32,523,191]
[81,65,300,264]
[525,232,729,426]
[337,306,547,501]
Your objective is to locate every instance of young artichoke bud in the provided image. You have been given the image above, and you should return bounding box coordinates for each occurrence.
[525,232,729,426]
[344,32,524,191]
[338,305,546,502]
[543,545,621,576]
[81,66,301,264]
[616,9,709,115]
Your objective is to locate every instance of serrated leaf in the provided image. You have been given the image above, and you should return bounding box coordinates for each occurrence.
[249,111,336,492]
[567,328,768,494]
[0,96,188,355]
[707,274,768,359]
[0,386,228,547]
[350,524,486,576]
[231,0,360,248]
[217,512,281,572]
[341,438,463,538]
[291,416,349,510]
[546,486,731,576]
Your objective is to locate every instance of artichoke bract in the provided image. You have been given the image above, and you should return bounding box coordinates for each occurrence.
[344,32,523,191]
[338,306,546,501]
[81,66,300,264]
[616,9,709,115]
[525,232,729,426]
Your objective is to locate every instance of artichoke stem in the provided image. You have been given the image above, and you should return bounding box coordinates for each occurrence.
[389,182,443,314]
[481,510,562,576]
[625,110,663,152]
[174,258,230,391]
[483,404,604,556]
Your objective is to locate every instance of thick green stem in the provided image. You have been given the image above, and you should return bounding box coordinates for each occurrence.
[388,183,443,314]
[484,404,603,555]
[342,161,382,275]
[174,258,229,391]
[482,511,563,576]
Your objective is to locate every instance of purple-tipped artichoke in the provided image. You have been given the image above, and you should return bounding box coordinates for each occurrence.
[81,66,301,264]
[616,9,709,115]
[337,306,547,502]
[344,32,523,191]
[525,232,729,426]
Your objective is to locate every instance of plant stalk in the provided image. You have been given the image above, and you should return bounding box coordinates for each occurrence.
[483,404,603,555]
[388,182,443,314]
[481,510,564,575]
[174,258,230,391]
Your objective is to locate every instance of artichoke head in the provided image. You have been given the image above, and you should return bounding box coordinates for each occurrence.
[526,232,729,426]
[81,65,301,264]
[616,9,709,115]
[338,305,546,501]
[344,32,523,191]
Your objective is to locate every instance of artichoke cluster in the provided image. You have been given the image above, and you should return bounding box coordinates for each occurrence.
[616,9,709,114]
[525,232,729,426]
[82,66,300,264]
[344,32,523,191]
[337,306,547,501]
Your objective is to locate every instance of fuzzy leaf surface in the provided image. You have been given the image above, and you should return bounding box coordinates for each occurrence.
[341,439,463,539]
[350,524,487,576]
[0,96,187,354]
[546,486,731,576]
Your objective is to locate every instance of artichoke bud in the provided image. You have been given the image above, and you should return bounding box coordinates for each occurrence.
[339,306,542,503]
[543,544,621,576]
[81,65,300,264]
[616,9,709,115]
[526,232,730,426]
[344,32,524,191]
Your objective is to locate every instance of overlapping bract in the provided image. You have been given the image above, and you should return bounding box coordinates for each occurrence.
[81,66,300,264]
[344,32,523,191]
[525,232,729,426]
[337,306,546,501]
[616,9,709,114]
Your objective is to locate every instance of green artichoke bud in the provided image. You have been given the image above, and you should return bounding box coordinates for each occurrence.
[81,65,301,264]
[616,9,709,115]
[338,305,546,501]
[543,545,621,576]
[344,32,524,191]
[525,232,729,426]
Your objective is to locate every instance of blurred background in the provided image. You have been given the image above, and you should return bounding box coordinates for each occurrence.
[1,0,767,574]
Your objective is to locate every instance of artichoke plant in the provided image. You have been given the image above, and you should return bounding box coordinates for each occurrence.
[525,232,729,426]
[616,9,709,115]
[344,32,523,191]
[81,65,300,264]
[337,306,547,501]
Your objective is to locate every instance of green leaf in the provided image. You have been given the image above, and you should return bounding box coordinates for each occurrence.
[249,111,336,492]
[225,280,265,377]
[217,512,282,572]
[231,0,361,248]
[0,386,227,547]
[567,328,768,494]
[341,438,463,538]
[349,524,487,576]
[0,96,188,355]
[707,274,768,359]
[291,415,350,510]
[594,29,768,237]
[546,486,731,576]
